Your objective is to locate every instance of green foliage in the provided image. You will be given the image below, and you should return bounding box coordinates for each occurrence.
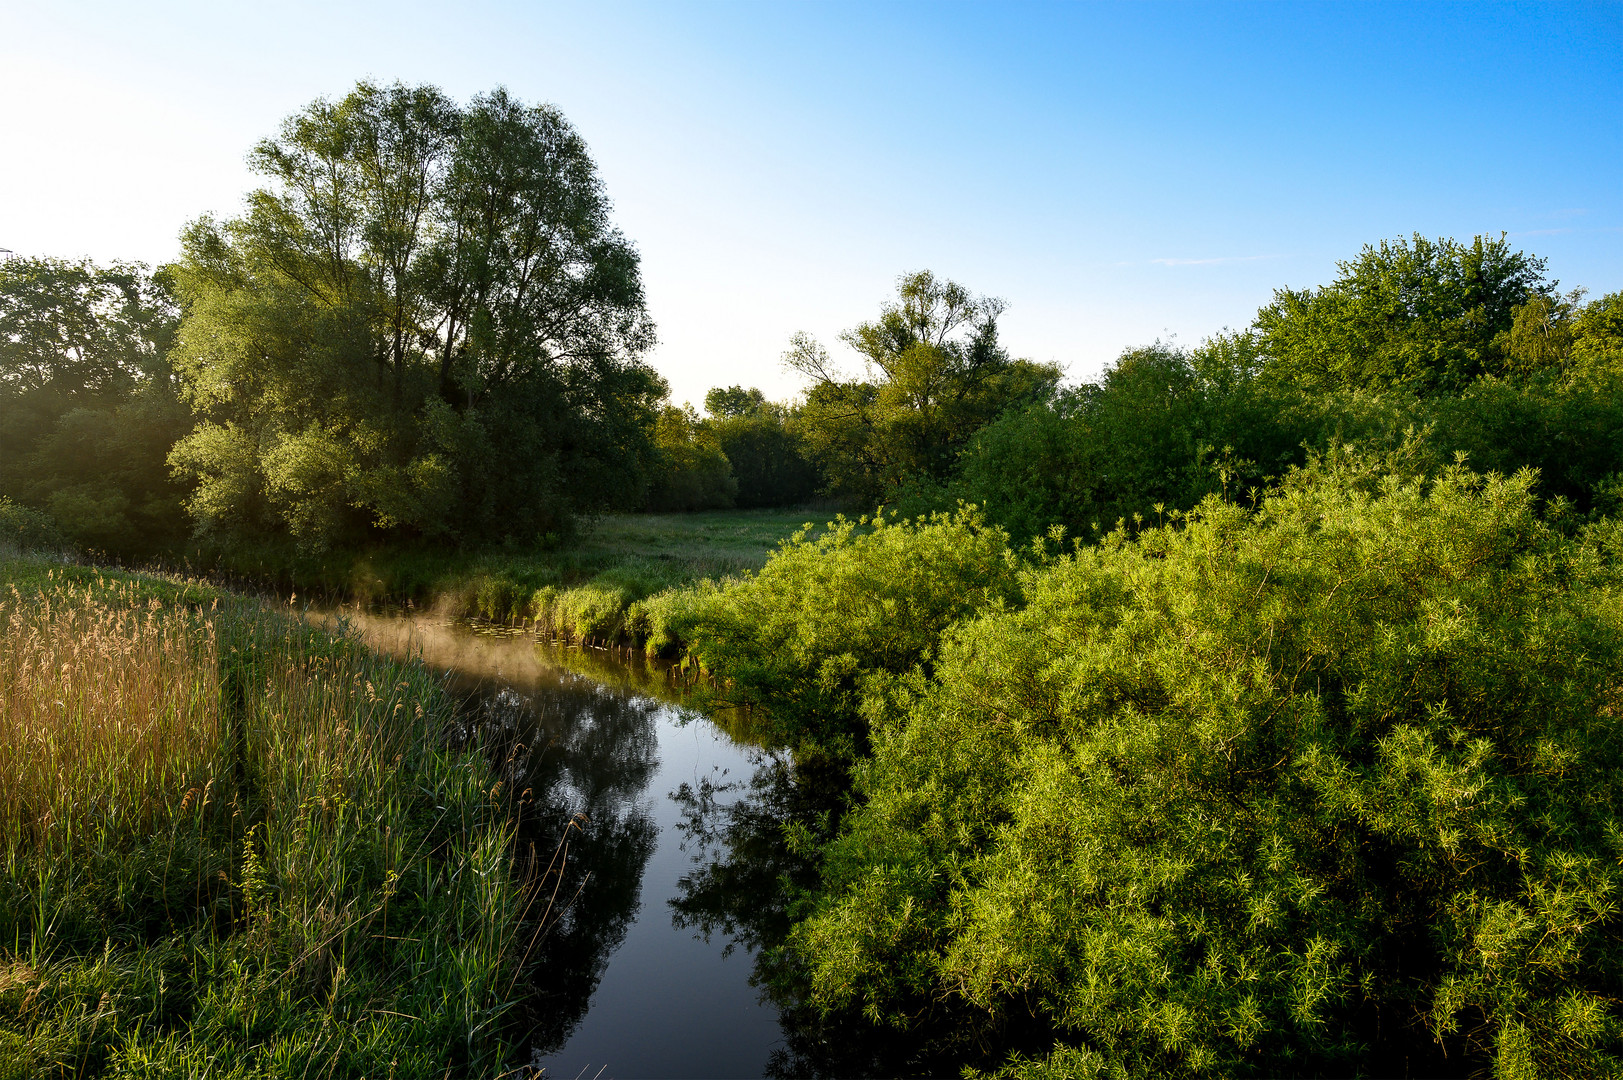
[645,405,736,512]
[702,389,821,508]
[956,336,1319,542]
[1481,287,1623,387]
[785,451,1623,1077]
[0,256,176,402]
[960,323,1623,546]
[788,271,1061,504]
[1423,373,1623,513]
[1255,233,1553,394]
[704,384,767,418]
[168,81,662,550]
[0,257,188,555]
[0,499,67,554]
[1572,291,1623,376]
[672,506,1022,749]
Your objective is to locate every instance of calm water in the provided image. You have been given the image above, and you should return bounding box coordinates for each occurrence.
[316,610,785,1079]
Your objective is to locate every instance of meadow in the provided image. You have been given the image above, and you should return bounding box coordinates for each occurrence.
[196,508,829,652]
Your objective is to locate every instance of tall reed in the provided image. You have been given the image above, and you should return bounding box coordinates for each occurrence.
[0,575,223,855]
[0,562,531,1078]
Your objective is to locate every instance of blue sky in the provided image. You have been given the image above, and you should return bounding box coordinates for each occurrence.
[3,0,1618,404]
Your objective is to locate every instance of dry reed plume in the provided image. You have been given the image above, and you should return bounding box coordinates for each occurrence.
[0,575,222,850]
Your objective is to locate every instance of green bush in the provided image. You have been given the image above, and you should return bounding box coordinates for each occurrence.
[553,583,635,643]
[958,335,1623,545]
[635,581,717,659]
[786,451,1623,1078]
[473,572,530,622]
[0,498,67,554]
[674,506,1022,749]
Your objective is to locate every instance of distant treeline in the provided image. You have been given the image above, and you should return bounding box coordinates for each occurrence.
[10,81,1618,575]
[0,82,1049,562]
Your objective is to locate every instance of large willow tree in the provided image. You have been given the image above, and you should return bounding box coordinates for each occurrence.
[169,81,663,548]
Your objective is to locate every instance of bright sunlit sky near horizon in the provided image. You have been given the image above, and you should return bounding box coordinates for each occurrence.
[2,1,1619,406]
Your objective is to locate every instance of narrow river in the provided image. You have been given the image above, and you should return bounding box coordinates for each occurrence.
[314,608,787,1079]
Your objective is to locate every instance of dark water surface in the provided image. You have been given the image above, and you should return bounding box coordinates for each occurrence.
[317,610,784,1079]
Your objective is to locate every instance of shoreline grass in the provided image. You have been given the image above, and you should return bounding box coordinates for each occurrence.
[0,556,532,1078]
[186,509,833,655]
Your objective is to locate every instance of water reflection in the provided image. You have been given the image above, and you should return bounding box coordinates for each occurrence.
[473,676,662,1055]
[315,610,783,1077]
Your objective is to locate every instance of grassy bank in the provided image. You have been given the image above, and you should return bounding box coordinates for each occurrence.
[0,555,531,1077]
[202,509,829,653]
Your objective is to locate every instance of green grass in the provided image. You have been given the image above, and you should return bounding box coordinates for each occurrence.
[574,509,830,566]
[0,555,223,609]
[196,509,833,652]
[0,557,532,1078]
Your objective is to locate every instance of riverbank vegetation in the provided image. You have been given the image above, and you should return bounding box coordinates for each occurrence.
[7,73,1623,1078]
[0,556,530,1076]
[656,238,1623,1077]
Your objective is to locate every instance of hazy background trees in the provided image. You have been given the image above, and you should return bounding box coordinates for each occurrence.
[785,271,1062,505]
[703,385,819,509]
[643,404,736,512]
[0,257,188,554]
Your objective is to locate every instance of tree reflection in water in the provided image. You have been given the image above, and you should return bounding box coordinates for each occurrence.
[318,609,1010,1075]
[457,668,660,1058]
[668,751,995,1079]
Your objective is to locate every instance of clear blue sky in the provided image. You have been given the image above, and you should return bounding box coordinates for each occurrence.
[3,0,1619,404]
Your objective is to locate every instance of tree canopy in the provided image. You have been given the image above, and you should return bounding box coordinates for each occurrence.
[1255,234,1554,394]
[0,258,187,551]
[167,81,663,548]
[786,271,1062,503]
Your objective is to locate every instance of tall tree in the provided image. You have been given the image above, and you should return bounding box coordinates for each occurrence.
[1254,233,1553,394]
[786,271,1061,503]
[168,81,661,549]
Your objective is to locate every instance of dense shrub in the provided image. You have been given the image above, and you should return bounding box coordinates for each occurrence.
[0,498,67,553]
[1426,373,1623,514]
[782,451,1623,1078]
[672,507,1023,749]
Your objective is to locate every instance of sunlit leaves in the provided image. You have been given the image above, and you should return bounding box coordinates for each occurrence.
[167,81,661,549]
[781,452,1623,1076]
